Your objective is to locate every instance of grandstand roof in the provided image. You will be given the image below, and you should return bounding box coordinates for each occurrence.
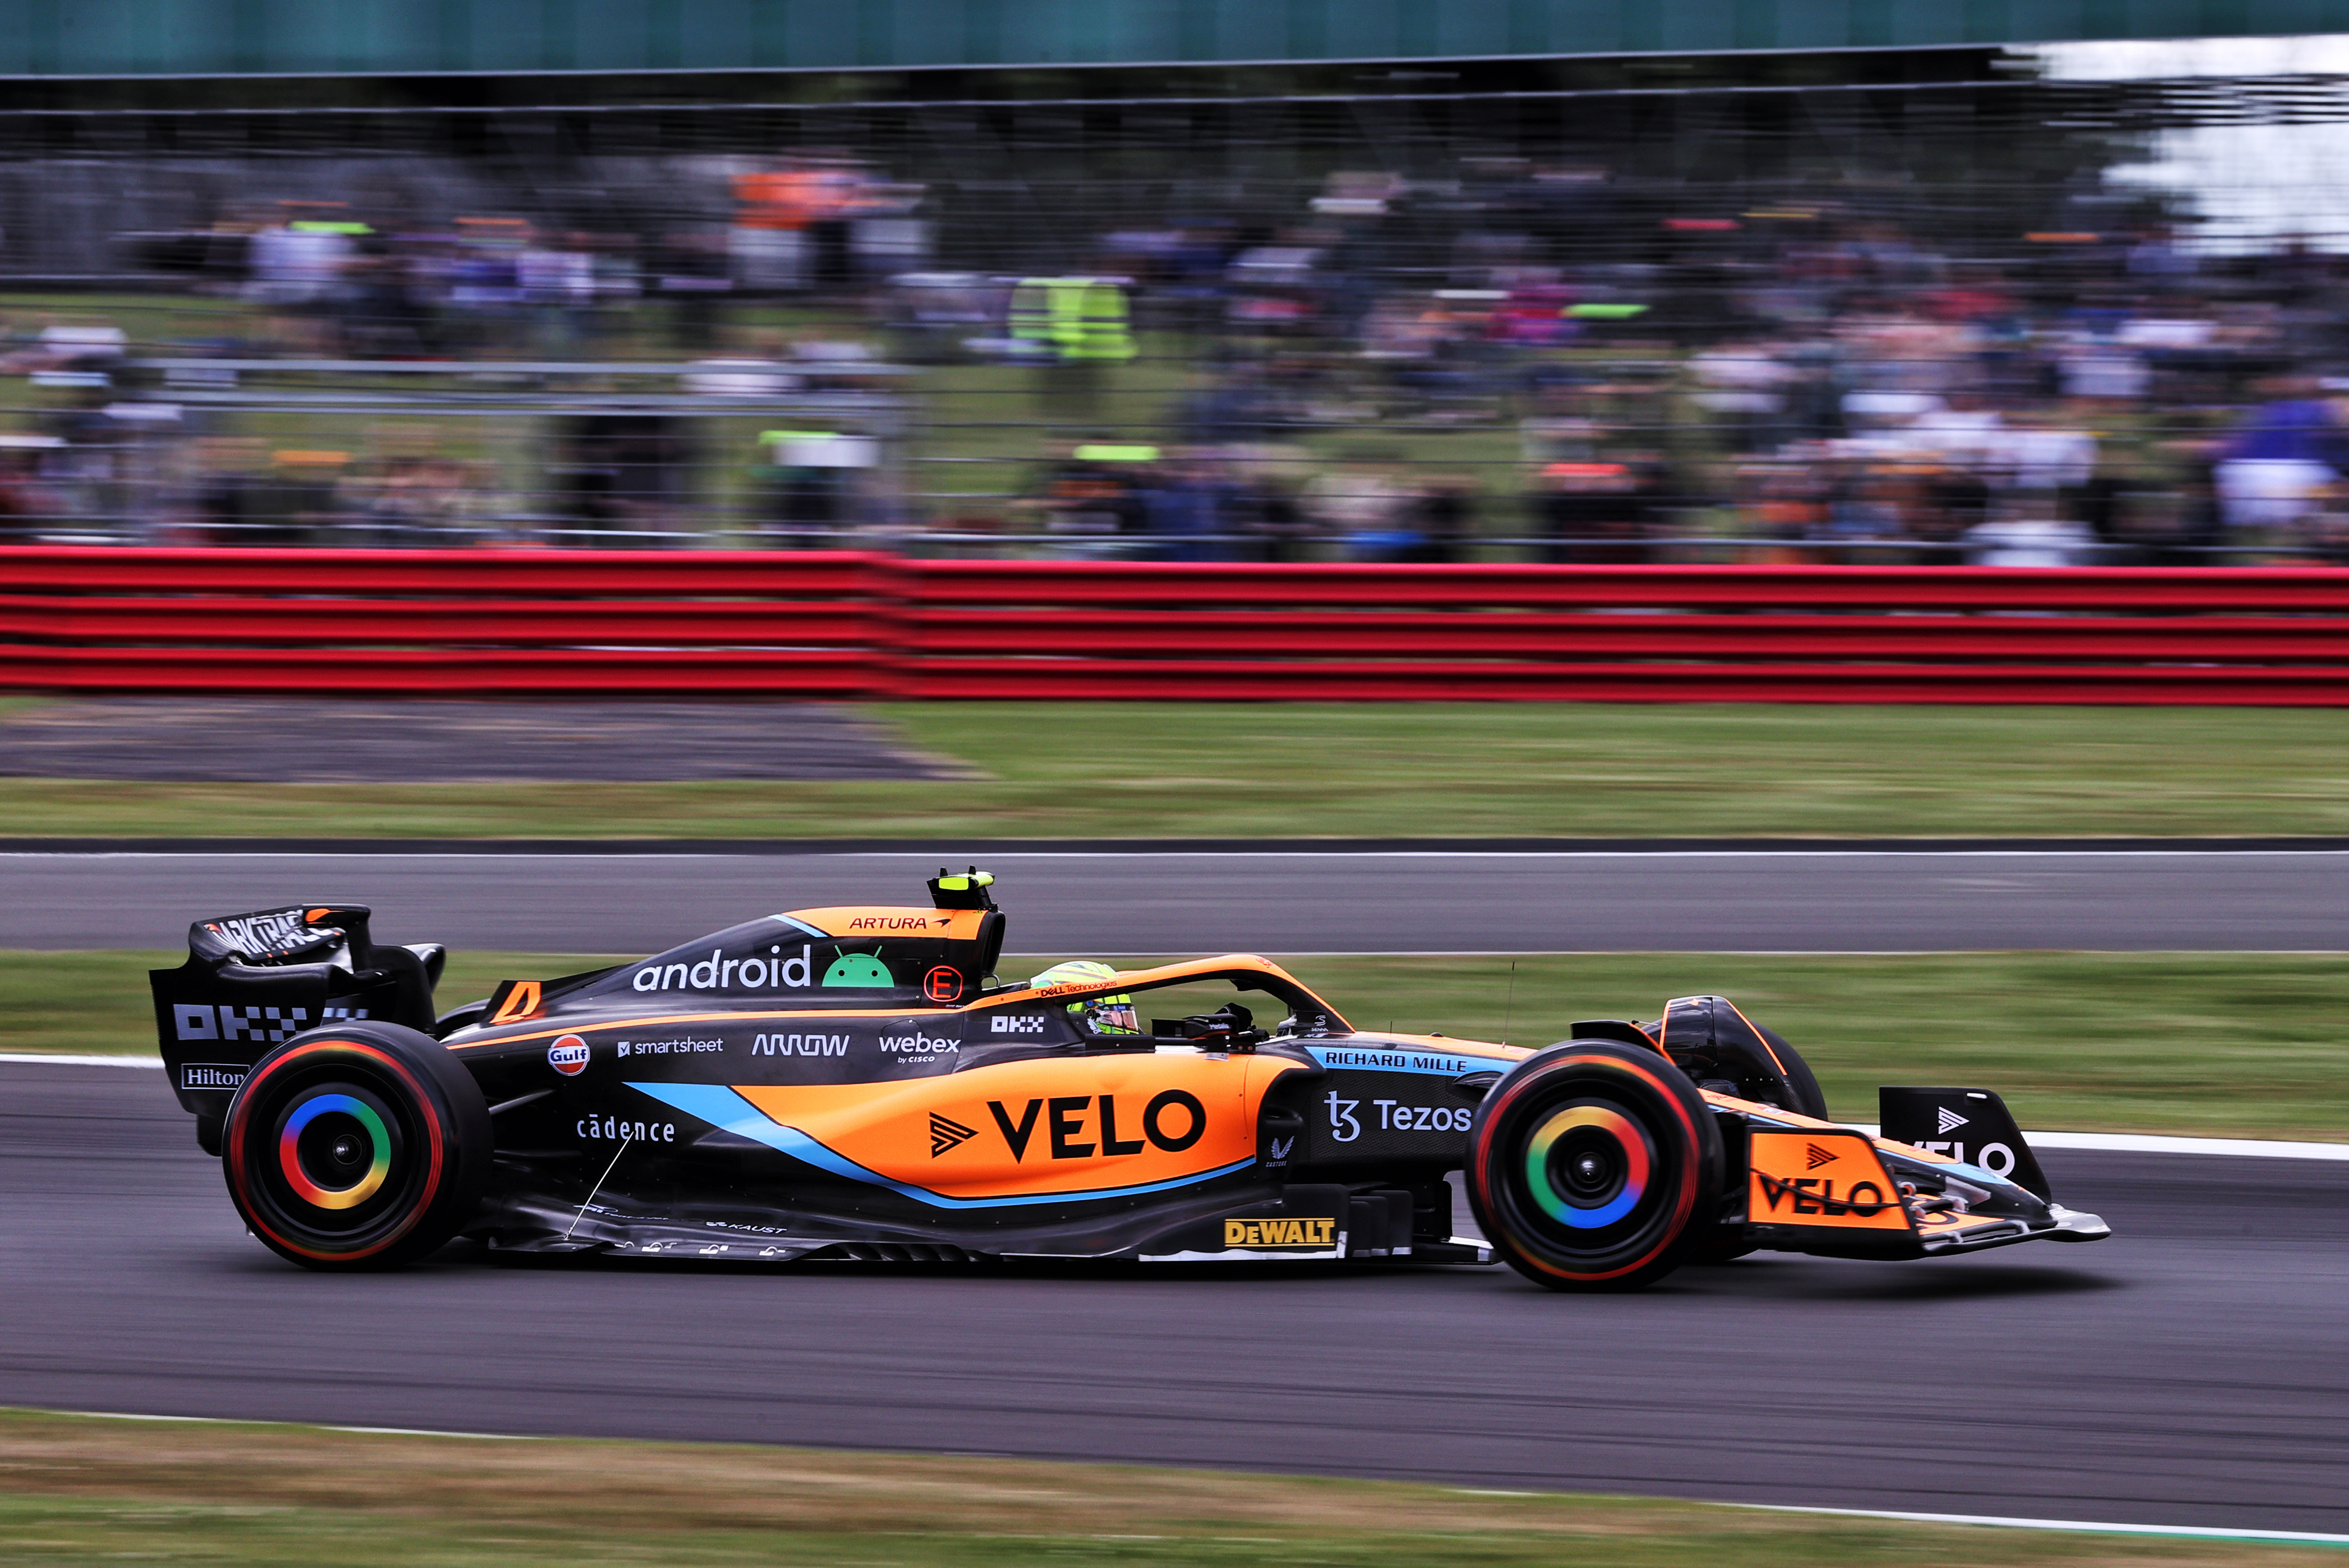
[6,0,2349,78]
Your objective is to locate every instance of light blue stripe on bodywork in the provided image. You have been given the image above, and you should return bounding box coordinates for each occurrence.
[1304,1044,1511,1077]
[625,1081,1254,1209]
[767,915,828,938]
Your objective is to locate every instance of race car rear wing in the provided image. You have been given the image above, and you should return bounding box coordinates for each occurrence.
[149,903,445,1154]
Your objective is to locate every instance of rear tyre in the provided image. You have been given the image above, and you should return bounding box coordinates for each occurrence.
[222,1021,490,1271]
[1466,1041,1722,1292]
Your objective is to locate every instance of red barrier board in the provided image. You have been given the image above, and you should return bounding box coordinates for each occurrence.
[6,547,2349,704]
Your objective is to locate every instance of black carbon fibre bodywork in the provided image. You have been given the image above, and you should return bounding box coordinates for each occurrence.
[150,879,2109,1279]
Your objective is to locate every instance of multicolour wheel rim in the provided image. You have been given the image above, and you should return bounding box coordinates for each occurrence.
[278,1092,393,1211]
[1522,1103,1652,1230]
[227,1038,447,1263]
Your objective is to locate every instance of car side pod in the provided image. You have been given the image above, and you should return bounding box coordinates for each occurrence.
[1464,1042,1723,1292]
[221,1020,492,1271]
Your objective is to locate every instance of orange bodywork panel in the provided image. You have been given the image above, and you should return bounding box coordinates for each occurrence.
[1747,1129,1911,1232]
[447,952,1355,1053]
[1913,1209,2021,1241]
[785,907,990,941]
[735,1051,1309,1201]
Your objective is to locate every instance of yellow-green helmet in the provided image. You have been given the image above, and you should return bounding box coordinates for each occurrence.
[1028,959,1141,1035]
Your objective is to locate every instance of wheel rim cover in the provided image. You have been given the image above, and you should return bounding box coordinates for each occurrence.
[1523,1104,1651,1230]
[278,1092,392,1211]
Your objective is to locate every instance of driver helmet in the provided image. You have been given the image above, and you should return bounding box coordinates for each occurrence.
[1028,960,1141,1036]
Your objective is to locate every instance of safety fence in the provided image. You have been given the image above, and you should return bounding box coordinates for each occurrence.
[5,547,2349,704]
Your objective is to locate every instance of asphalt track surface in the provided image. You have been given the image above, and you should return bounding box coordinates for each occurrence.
[5,842,2348,953]
[5,1058,2345,1534]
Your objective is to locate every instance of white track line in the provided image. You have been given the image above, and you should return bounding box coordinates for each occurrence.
[0,1052,163,1069]
[2005,1130,2349,1161]
[58,1409,532,1440]
[5,1052,2341,1159]
[1843,1123,2349,1161]
[1741,1501,2349,1546]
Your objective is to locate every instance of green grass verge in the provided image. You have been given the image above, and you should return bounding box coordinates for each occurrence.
[0,950,603,1061]
[19,950,2346,1140]
[0,1408,2330,1568]
[7,702,2349,840]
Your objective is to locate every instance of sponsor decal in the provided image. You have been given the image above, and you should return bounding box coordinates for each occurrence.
[1917,1138,2019,1179]
[1369,1099,1471,1133]
[1756,1172,1894,1217]
[1748,1131,1909,1229]
[929,1111,979,1157]
[578,1114,677,1143]
[1305,1046,1495,1077]
[172,1003,367,1045]
[1223,1217,1337,1249]
[823,953,893,988]
[989,1014,1048,1035]
[1326,1092,1360,1143]
[1937,1106,1970,1134]
[490,979,544,1024]
[923,966,964,1004]
[980,1090,1205,1163]
[616,1037,724,1058]
[548,1035,591,1076]
[844,915,955,933]
[205,907,328,960]
[878,1032,958,1056]
[180,1063,247,1091]
[1268,1136,1294,1163]
[752,1032,848,1057]
[633,944,814,994]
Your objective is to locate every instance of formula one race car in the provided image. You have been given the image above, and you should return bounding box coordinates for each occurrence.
[150,872,2108,1288]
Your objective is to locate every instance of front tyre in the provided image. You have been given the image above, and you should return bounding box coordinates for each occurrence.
[222,1022,490,1271]
[1696,1029,1824,1264]
[1466,1041,1722,1292]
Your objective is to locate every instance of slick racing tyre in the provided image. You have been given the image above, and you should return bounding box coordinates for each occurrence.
[1466,1042,1722,1292]
[1761,1027,1830,1120]
[222,1022,490,1271]
[1695,1030,1825,1265]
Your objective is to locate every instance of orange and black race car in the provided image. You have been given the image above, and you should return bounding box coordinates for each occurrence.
[151,871,2108,1287]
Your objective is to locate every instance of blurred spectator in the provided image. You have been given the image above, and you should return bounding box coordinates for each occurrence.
[1028,443,1149,558]
[752,429,879,548]
[1964,509,2099,567]
[1405,478,1477,564]
[0,446,46,536]
[1534,461,1655,562]
[29,130,2349,564]
[1307,453,1411,561]
[2214,381,2349,540]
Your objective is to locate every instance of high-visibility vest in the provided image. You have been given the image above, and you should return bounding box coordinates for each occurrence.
[1008,276,1134,362]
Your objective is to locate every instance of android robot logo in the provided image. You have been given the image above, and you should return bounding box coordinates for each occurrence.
[823,951,894,988]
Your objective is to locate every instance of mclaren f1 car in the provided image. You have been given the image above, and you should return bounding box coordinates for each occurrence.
[150,871,2108,1288]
